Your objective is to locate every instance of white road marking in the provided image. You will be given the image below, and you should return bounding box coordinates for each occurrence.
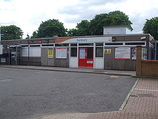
[110,76,119,78]
[0,79,12,82]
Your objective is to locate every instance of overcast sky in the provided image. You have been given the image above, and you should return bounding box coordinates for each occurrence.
[0,0,158,38]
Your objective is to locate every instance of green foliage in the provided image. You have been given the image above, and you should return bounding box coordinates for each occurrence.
[1,25,23,40]
[68,10,133,36]
[35,19,67,38]
[76,20,91,36]
[67,28,79,36]
[143,17,158,40]
[106,11,133,30]
[67,20,91,36]
[89,13,108,35]
[31,31,38,38]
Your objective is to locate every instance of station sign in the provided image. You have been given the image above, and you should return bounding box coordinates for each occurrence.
[55,37,112,43]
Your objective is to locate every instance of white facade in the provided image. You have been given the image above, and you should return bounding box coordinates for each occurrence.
[103,26,132,35]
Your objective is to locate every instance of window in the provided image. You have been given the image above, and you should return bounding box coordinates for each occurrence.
[42,44,54,47]
[55,43,69,46]
[79,43,93,46]
[125,42,145,45]
[105,43,123,45]
[87,48,93,59]
[96,47,103,57]
[96,43,103,46]
[30,45,41,47]
[71,44,77,46]
[71,48,77,57]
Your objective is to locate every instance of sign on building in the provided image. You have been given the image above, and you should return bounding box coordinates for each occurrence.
[55,48,67,58]
[47,49,54,58]
[115,47,130,60]
[105,49,111,54]
[131,47,147,60]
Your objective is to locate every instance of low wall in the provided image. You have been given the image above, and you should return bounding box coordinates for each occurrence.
[136,45,158,77]
[141,60,158,77]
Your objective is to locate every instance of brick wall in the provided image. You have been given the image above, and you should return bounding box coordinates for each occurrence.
[141,60,158,76]
[136,46,158,77]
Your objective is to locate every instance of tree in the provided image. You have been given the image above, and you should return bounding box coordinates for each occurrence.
[143,17,158,40]
[106,11,133,30]
[68,10,133,36]
[31,31,38,38]
[1,25,23,40]
[89,13,108,35]
[36,19,67,38]
[76,20,90,36]
[67,20,90,36]
[89,11,133,35]
[67,28,79,36]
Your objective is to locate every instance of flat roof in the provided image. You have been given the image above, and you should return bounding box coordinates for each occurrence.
[1,34,152,42]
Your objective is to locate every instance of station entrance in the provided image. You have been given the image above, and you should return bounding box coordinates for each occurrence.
[78,47,93,67]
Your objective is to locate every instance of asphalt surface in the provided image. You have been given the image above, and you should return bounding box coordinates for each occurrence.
[0,68,136,119]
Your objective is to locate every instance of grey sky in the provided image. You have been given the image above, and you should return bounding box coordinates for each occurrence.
[0,0,158,37]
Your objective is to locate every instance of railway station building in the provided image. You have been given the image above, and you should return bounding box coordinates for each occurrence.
[0,26,155,70]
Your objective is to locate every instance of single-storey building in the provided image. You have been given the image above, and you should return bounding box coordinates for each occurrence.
[0,26,155,70]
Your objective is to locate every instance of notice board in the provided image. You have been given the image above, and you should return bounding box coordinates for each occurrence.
[55,48,67,58]
[47,49,54,58]
[115,47,130,60]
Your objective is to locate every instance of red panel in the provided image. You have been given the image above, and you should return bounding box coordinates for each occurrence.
[86,59,93,67]
[79,59,87,67]
[78,47,93,67]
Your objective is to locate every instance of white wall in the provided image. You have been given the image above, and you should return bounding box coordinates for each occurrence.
[103,26,131,35]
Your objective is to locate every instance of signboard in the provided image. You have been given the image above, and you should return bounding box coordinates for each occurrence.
[142,48,147,60]
[105,49,111,54]
[131,47,147,60]
[115,47,130,60]
[48,49,54,58]
[55,37,112,43]
[56,48,67,58]
[131,47,136,60]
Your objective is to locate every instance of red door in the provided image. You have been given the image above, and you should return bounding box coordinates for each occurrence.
[78,47,93,67]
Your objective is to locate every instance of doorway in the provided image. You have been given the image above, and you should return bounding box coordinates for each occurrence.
[78,47,93,67]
